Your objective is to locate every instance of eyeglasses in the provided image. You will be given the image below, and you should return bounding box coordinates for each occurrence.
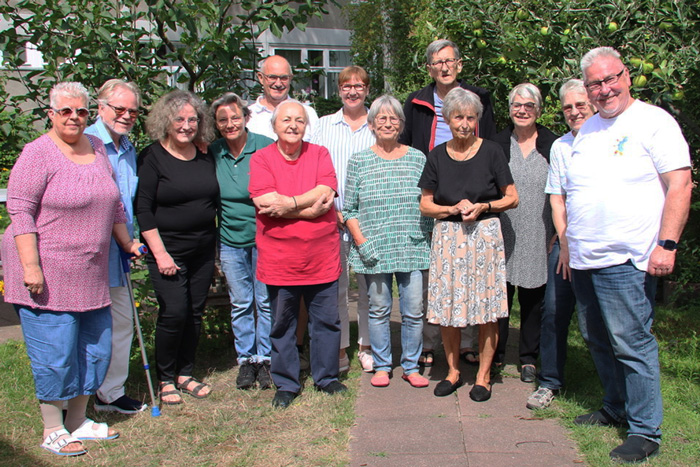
[428,58,460,68]
[374,115,401,125]
[585,69,626,92]
[340,83,367,92]
[510,102,537,112]
[260,73,292,83]
[216,116,243,126]
[52,107,89,118]
[173,116,200,126]
[106,103,139,118]
[562,101,591,113]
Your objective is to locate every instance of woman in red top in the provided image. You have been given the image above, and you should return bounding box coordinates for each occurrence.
[249,100,345,409]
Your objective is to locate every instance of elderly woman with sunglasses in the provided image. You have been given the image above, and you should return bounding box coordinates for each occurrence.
[136,90,218,406]
[343,95,432,389]
[1,82,144,456]
[493,83,558,382]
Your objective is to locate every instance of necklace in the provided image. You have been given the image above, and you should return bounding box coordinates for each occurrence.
[448,136,478,161]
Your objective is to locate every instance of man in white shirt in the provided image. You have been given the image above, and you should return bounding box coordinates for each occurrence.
[247,55,319,141]
[566,47,692,463]
[526,79,595,411]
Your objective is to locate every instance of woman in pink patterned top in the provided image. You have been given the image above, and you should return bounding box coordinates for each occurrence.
[1,82,144,457]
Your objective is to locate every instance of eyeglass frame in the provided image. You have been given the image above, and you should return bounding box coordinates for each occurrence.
[259,73,293,83]
[584,68,626,92]
[216,115,244,126]
[51,107,90,118]
[105,102,139,118]
[374,115,401,125]
[510,102,538,112]
[172,116,200,126]
[562,101,592,113]
[339,83,367,92]
[427,58,461,68]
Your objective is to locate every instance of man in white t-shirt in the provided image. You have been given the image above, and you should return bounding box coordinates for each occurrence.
[566,47,692,463]
[247,55,319,141]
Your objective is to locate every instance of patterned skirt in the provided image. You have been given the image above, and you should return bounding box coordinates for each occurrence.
[426,218,509,327]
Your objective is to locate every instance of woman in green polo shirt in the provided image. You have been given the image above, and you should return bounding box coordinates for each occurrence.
[209,93,274,391]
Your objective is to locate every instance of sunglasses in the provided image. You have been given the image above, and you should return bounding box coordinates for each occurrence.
[106,103,139,118]
[52,107,89,118]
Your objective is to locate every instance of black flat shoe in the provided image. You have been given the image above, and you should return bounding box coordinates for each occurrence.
[610,435,659,463]
[272,390,298,409]
[434,378,463,397]
[469,384,492,402]
[574,408,627,427]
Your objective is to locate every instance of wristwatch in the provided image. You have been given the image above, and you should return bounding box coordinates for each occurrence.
[657,239,678,251]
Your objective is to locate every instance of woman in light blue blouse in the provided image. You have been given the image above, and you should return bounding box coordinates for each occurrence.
[343,95,432,389]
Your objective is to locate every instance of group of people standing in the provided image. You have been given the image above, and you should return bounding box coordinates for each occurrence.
[2,41,691,464]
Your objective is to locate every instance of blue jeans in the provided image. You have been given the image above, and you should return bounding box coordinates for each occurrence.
[219,243,272,365]
[18,305,112,401]
[572,261,661,440]
[366,271,424,374]
[539,240,577,390]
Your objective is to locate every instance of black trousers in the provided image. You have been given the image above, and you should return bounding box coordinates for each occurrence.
[495,283,546,366]
[147,245,216,382]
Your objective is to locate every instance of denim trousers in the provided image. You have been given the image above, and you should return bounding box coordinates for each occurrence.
[18,305,112,401]
[538,240,577,390]
[268,281,340,393]
[572,261,662,440]
[365,270,424,374]
[219,243,272,365]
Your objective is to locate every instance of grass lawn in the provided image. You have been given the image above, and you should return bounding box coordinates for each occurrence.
[0,293,697,465]
[531,302,700,466]
[0,320,360,466]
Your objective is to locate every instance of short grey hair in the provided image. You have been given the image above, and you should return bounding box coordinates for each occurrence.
[146,89,214,144]
[367,95,405,135]
[96,79,141,107]
[558,79,587,102]
[425,39,460,65]
[270,99,309,127]
[508,83,543,113]
[442,87,484,121]
[211,92,250,119]
[49,82,89,109]
[580,47,621,75]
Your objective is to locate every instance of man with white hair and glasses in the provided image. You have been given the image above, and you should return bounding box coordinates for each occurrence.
[247,55,319,141]
[85,79,147,415]
[526,79,595,411]
[566,46,692,463]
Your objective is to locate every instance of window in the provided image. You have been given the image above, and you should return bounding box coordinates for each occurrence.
[274,49,301,67]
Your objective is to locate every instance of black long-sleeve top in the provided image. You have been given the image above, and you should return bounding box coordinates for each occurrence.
[136,141,219,256]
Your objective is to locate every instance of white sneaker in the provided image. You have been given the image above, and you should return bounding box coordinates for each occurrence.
[357,350,374,373]
[526,387,556,410]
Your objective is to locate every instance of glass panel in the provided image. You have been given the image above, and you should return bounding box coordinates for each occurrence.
[329,50,351,67]
[274,49,301,67]
[308,50,324,67]
[327,72,340,97]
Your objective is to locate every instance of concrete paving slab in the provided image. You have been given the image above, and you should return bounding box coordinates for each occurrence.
[348,291,583,466]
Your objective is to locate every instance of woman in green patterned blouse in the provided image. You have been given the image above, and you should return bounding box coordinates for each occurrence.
[343,95,432,389]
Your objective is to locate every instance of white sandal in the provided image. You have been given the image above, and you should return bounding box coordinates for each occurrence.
[41,428,87,456]
[71,418,120,440]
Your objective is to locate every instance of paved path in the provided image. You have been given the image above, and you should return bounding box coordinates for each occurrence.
[348,294,583,466]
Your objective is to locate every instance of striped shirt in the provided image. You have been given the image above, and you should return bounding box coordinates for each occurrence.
[311,108,375,213]
[342,147,432,274]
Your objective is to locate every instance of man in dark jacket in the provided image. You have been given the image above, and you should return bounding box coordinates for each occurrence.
[399,39,497,154]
